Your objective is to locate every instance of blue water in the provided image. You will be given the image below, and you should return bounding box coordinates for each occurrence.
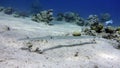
[0,0,120,26]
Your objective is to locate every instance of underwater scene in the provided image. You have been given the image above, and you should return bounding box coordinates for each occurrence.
[0,0,120,68]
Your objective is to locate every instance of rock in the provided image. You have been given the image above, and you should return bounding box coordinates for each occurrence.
[102,34,111,39]
[4,7,14,15]
[72,31,81,36]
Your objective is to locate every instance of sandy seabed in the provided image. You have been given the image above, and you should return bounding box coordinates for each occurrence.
[0,12,120,68]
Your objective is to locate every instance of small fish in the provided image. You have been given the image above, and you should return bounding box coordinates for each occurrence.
[105,20,113,25]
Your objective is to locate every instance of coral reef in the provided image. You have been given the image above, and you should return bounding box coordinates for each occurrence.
[83,28,97,36]
[83,22,104,36]
[116,27,120,31]
[100,13,111,23]
[116,27,120,35]
[86,15,99,25]
[56,12,112,26]
[101,26,120,41]
[56,12,85,26]
[90,22,104,33]
[31,9,54,24]
[0,6,113,27]
[56,12,114,27]
[64,12,79,22]
[13,11,29,18]
[102,33,117,39]
[4,7,14,15]
[13,12,21,18]
[105,26,115,34]
[0,6,4,12]
[76,17,85,26]
[56,13,65,21]
[0,6,29,18]
[82,24,120,44]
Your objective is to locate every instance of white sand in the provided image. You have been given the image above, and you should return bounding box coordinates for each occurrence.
[0,12,120,68]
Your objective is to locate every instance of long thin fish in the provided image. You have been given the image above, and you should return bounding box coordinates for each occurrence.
[19,35,96,41]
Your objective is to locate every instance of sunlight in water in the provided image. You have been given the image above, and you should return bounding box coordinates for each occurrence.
[98,53,118,60]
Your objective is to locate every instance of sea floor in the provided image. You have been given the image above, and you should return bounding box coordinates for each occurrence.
[0,12,120,68]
